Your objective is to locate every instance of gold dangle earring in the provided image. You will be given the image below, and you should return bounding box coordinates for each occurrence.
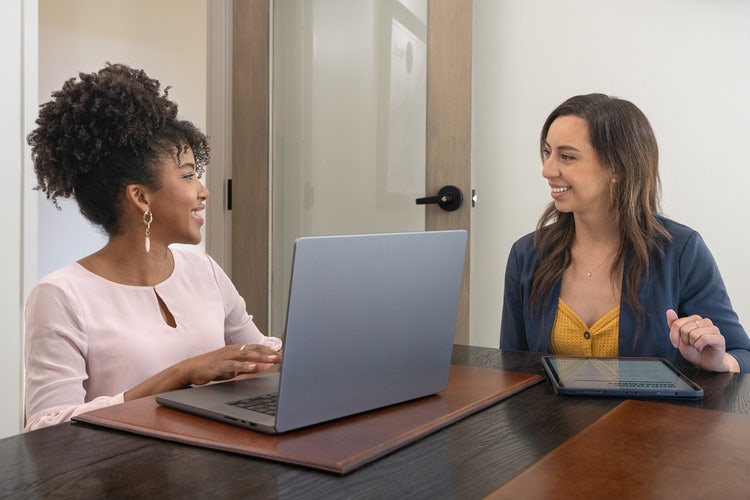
[143,209,153,253]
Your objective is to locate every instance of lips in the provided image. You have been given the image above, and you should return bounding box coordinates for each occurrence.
[192,206,205,225]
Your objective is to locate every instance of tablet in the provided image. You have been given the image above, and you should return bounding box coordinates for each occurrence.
[541,356,703,399]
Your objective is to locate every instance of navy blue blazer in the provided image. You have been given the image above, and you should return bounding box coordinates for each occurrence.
[500,215,750,372]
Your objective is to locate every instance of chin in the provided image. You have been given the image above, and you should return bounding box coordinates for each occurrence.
[189,230,203,244]
[553,202,572,213]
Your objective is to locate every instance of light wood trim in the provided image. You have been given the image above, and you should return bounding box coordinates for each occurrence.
[231,0,270,333]
[426,0,473,344]
[205,0,232,270]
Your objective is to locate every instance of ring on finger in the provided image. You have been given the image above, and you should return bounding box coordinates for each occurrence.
[693,320,701,329]
[240,344,248,355]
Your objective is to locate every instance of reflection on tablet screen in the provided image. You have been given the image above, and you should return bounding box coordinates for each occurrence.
[555,358,683,389]
[543,356,703,398]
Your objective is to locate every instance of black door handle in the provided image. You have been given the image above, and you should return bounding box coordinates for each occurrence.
[415,185,463,212]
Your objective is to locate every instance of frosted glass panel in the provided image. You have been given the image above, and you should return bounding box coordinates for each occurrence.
[271,0,427,335]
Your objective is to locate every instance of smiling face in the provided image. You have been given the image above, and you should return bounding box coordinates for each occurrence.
[146,144,209,247]
[541,115,614,218]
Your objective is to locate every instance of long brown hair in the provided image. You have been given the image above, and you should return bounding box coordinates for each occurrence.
[530,94,671,323]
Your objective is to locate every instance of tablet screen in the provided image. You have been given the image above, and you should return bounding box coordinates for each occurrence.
[541,356,703,399]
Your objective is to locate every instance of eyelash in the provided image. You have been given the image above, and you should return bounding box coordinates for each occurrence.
[542,150,575,161]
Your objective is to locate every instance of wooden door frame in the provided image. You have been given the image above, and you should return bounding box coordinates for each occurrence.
[426,0,472,344]
[230,0,473,342]
[231,0,271,333]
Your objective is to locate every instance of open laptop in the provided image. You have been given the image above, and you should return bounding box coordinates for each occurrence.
[156,230,467,434]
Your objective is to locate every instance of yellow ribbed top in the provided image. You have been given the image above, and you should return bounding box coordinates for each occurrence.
[549,298,620,356]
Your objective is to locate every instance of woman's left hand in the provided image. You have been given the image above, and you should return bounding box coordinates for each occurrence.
[666,309,739,372]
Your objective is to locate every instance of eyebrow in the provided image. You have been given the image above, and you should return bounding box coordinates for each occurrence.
[178,162,197,170]
[544,141,582,153]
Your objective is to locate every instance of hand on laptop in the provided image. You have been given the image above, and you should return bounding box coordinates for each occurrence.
[666,309,739,373]
[181,344,282,386]
[123,344,281,402]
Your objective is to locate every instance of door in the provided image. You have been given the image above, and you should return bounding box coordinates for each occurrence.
[231,0,472,344]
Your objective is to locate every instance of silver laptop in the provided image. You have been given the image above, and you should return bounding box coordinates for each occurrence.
[156,230,467,434]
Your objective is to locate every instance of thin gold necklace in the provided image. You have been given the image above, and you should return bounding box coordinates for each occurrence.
[583,247,618,277]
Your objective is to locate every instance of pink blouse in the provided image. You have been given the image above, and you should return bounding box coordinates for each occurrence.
[24,249,281,431]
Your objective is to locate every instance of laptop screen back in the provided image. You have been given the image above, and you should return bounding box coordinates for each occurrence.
[274,230,467,432]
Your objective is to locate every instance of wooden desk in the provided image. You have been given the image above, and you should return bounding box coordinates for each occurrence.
[3,347,749,499]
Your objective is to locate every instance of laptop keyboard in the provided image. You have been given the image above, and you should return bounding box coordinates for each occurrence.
[227,393,279,416]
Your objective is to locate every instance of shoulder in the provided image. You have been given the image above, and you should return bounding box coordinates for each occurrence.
[37,261,87,282]
[171,247,219,272]
[171,246,212,263]
[510,230,537,254]
[504,230,539,278]
[26,263,92,327]
[31,262,92,297]
[655,215,709,255]
[656,215,700,244]
[170,247,232,286]
[650,215,720,279]
[507,230,539,266]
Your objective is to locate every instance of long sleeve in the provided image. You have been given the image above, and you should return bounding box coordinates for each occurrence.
[500,217,750,372]
[24,249,282,431]
[24,282,126,430]
[206,254,282,350]
[500,241,530,351]
[499,232,559,353]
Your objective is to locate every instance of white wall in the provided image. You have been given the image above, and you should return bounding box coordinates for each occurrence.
[37,0,208,277]
[0,0,30,438]
[471,0,750,347]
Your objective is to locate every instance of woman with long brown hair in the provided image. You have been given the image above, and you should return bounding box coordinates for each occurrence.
[500,93,750,372]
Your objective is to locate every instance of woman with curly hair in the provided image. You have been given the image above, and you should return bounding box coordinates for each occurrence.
[500,93,750,372]
[24,63,281,430]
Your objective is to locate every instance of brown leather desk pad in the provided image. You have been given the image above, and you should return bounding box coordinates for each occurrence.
[74,365,541,474]
[487,399,750,499]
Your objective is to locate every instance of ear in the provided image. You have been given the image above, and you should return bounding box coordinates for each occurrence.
[124,184,151,214]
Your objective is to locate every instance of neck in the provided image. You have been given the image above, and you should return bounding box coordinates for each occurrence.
[573,212,620,249]
[571,214,621,278]
[79,235,174,287]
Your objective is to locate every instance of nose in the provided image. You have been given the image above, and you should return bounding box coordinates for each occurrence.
[199,181,209,200]
[541,156,559,180]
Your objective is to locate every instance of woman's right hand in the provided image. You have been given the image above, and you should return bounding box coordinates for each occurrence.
[180,344,282,386]
[123,343,282,401]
